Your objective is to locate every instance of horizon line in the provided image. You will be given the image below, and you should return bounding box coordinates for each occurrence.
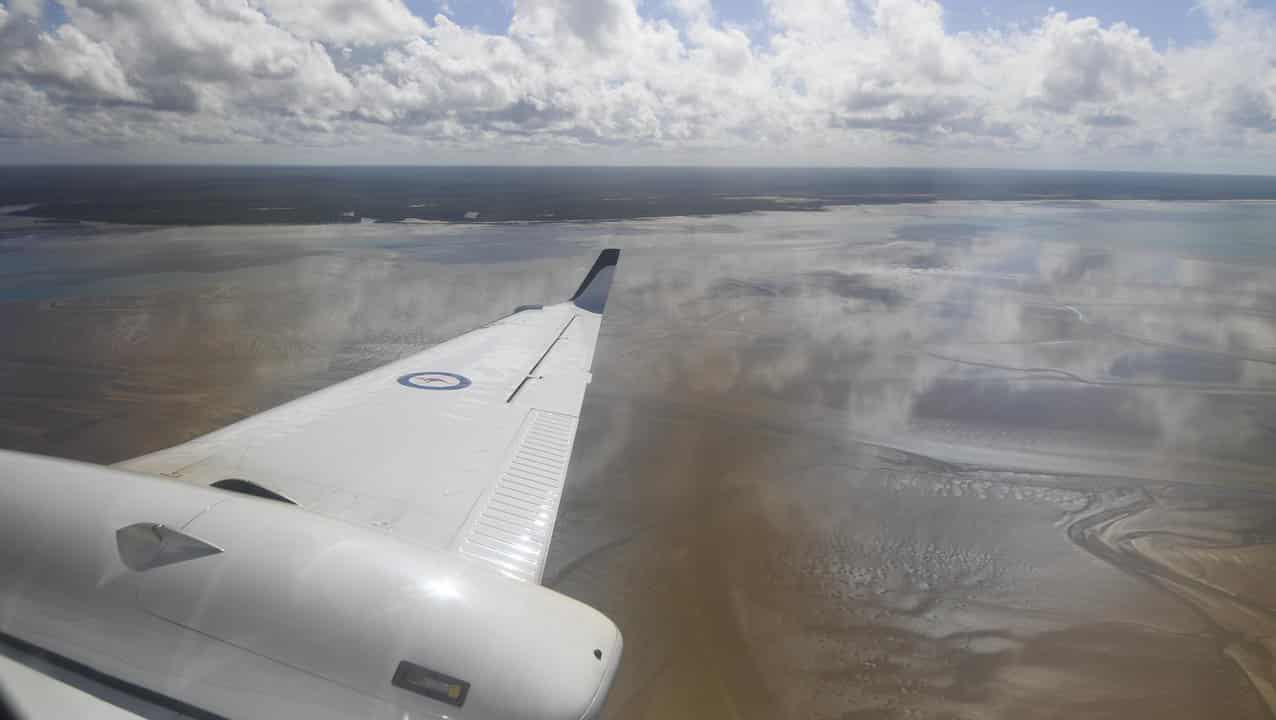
[3,163,1276,179]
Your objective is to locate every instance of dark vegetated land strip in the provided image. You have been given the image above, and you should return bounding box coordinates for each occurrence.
[4,166,1276,225]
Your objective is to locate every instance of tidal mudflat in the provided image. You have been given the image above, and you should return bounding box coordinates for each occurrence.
[2,200,1275,718]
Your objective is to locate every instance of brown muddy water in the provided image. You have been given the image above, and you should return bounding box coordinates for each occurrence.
[2,202,1276,719]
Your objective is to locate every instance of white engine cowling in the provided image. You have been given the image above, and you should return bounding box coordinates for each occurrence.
[0,450,622,720]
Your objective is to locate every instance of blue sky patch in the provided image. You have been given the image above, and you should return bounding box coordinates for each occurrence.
[407,0,514,33]
[395,0,1276,49]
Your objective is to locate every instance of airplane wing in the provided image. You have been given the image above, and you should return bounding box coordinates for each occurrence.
[117,249,620,584]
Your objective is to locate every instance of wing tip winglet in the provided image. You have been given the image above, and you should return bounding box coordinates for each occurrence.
[570,248,621,314]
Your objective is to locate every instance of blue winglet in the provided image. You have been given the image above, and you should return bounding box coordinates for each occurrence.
[570,248,620,314]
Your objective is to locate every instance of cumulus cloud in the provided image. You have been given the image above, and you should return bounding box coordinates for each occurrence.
[2,23,139,101]
[1022,14,1165,113]
[0,0,1274,169]
[63,0,354,115]
[351,19,537,126]
[512,0,643,53]
[254,0,427,46]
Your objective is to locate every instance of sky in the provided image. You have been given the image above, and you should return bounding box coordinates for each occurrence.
[0,0,1275,172]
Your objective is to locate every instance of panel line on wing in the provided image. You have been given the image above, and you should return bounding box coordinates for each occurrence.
[505,315,578,404]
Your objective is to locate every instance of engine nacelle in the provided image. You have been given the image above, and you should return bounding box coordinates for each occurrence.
[0,450,622,720]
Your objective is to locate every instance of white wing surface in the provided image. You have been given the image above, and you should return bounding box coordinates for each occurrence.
[117,249,620,583]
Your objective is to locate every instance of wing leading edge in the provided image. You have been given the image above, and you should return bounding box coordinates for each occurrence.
[118,249,621,583]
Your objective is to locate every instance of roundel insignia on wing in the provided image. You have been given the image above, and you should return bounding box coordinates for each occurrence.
[397,371,472,391]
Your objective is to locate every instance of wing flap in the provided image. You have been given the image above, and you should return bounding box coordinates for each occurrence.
[454,409,578,582]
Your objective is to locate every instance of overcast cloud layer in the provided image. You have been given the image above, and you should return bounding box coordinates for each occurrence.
[1,0,1275,170]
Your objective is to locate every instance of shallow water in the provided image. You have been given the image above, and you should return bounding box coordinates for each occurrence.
[2,202,1276,719]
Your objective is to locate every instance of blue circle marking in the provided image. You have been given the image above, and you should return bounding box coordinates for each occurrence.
[397,371,472,391]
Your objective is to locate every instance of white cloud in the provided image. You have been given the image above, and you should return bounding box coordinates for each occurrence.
[351,17,539,125]
[5,23,140,101]
[1021,14,1165,113]
[512,0,643,53]
[61,0,354,115]
[0,0,1274,170]
[253,0,427,46]
[768,0,856,38]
